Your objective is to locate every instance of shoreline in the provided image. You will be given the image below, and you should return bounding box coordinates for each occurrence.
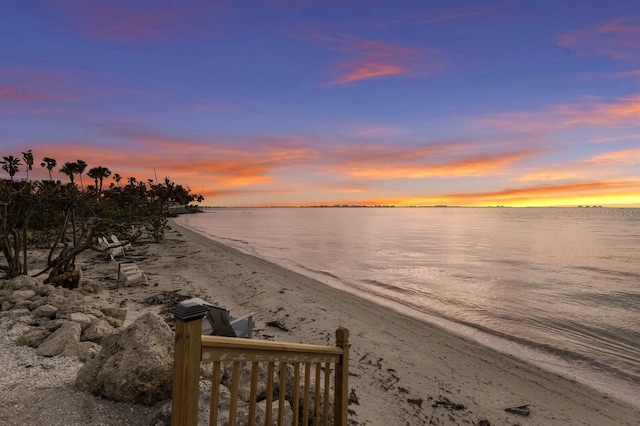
[173,216,640,410]
[167,220,640,425]
[1,221,640,425]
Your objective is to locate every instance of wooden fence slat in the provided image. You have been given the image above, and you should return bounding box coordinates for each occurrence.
[293,363,300,426]
[323,362,331,426]
[229,361,241,426]
[334,328,350,426]
[278,361,287,425]
[313,363,321,426]
[265,362,275,425]
[209,361,221,426]
[303,363,311,425]
[248,361,259,426]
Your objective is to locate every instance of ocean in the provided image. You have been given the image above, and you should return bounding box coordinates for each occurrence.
[173,207,640,406]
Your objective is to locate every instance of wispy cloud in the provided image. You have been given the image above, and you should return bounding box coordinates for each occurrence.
[0,85,71,103]
[50,0,219,42]
[585,147,640,165]
[300,31,442,84]
[326,142,539,180]
[385,180,640,207]
[557,17,640,60]
[481,94,640,132]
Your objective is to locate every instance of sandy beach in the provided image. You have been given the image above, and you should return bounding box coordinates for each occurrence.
[1,220,640,425]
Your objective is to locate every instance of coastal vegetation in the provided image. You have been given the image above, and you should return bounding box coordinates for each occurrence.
[0,151,203,286]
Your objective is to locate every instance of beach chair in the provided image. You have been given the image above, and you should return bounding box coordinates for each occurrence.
[109,254,148,287]
[110,235,133,251]
[180,297,255,338]
[98,236,125,257]
[207,305,255,338]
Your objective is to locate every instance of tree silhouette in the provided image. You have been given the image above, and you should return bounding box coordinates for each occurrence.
[1,156,22,181]
[59,162,78,184]
[88,166,111,192]
[22,150,34,180]
[76,160,87,189]
[41,157,57,181]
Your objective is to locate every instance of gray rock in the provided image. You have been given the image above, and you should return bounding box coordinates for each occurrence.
[46,319,67,332]
[103,316,124,329]
[7,308,31,319]
[36,321,82,357]
[4,275,39,292]
[76,312,174,405]
[28,295,49,311]
[1,301,14,311]
[81,318,114,343]
[10,289,36,302]
[63,340,100,358]
[85,308,104,318]
[77,342,101,363]
[100,307,127,321]
[15,328,51,348]
[70,312,97,330]
[32,304,58,318]
[12,300,31,310]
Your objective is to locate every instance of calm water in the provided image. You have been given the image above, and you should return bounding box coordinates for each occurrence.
[174,207,640,405]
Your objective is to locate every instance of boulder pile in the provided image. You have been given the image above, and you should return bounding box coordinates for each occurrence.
[0,275,125,361]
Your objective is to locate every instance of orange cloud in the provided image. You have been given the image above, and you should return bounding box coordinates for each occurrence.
[341,151,535,179]
[585,147,640,165]
[557,17,640,60]
[300,31,442,84]
[385,180,640,207]
[481,94,640,132]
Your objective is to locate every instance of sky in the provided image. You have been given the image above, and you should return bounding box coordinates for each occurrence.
[1,0,640,207]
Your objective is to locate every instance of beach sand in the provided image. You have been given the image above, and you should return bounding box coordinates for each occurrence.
[1,220,639,425]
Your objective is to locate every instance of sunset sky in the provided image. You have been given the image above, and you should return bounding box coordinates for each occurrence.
[2,0,640,207]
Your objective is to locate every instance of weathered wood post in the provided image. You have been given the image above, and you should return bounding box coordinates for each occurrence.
[334,327,349,426]
[170,303,209,426]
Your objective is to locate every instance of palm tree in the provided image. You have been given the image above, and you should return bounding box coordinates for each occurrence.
[75,160,87,189]
[22,150,34,181]
[59,162,78,184]
[113,173,122,187]
[40,157,57,181]
[87,166,111,192]
[1,155,22,181]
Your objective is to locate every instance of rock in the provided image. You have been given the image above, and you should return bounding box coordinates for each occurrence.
[85,308,104,318]
[103,316,124,329]
[81,318,115,343]
[70,312,97,330]
[63,340,100,358]
[15,328,51,348]
[36,321,82,357]
[100,307,127,321]
[255,399,293,425]
[12,300,31,310]
[7,308,31,319]
[32,304,58,318]
[4,275,39,292]
[1,301,14,311]
[77,342,101,363]
[46,319,67,332]
[28,296,50,311]
[76,312,174,405]
[10,289,36,302]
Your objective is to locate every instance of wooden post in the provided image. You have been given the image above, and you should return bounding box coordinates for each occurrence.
[170,303,209,426]
[334,327,349,426]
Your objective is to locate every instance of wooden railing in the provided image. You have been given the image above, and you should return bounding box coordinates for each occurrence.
[170,305,349,426]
